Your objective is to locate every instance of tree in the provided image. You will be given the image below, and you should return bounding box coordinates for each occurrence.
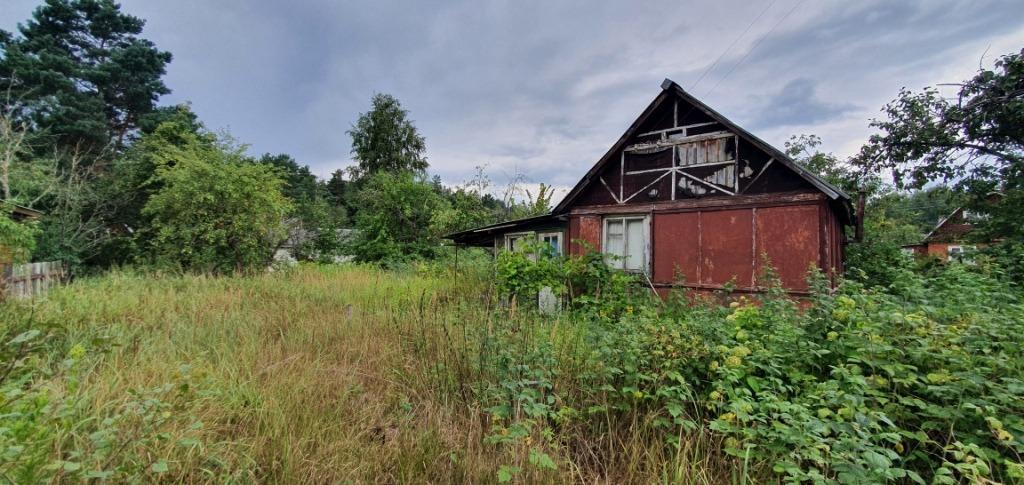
[140,130,292,273]
[347,170,448,264]
[0,0,172,152]
[784,134,866,195]
[854,48,1023,239]
[347,94,427,179]
[255,153,318,202]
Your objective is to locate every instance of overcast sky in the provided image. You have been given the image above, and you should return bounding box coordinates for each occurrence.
[3,0,1023,201]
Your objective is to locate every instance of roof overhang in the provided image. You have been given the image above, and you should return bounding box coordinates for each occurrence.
[446,213,566,247]
[4,202,43,221]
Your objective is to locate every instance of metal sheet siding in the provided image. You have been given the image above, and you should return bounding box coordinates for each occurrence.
[569,215,603,255]
[754,205,821,291]
[652,212,700,285]
[699,209,755,287]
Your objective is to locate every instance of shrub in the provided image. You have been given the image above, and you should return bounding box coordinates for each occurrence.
[142,144,292,273]
[484,253,1024,483]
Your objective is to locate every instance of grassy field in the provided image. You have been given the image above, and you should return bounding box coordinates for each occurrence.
[0,265,733,483]
[3,262,1023,483]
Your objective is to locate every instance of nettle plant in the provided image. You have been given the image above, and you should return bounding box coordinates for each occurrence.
[488,250,1024,483]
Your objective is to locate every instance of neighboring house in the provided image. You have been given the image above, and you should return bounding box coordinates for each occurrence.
[274,226,357,264]
[448,79,854,295]
[904,208,985,262]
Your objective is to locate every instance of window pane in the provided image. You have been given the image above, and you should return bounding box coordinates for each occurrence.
[546,235,561,255]
[625,219,645,270]
[605,233,624,269]
[607,220,623,236]
[509,236,524,252]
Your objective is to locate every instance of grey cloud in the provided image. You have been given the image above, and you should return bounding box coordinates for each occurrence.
[749,78,858,129]
[3,0,1023,186]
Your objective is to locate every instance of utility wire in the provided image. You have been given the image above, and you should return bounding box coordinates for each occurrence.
[690,0,778,92]
[705,0,806,97]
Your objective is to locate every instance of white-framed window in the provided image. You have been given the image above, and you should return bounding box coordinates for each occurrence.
[505,232,534,253]
[603,215,650,273]
[947,245,976,264]
[538,231,563,257]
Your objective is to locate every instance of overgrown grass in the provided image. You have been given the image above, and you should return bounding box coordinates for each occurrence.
[2,261,1022,483]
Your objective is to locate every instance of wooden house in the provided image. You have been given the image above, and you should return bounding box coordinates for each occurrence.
[448,79,854,295]
[904,207,985,262]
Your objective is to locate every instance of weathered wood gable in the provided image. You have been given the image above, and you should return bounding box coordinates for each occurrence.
[556,80,844,211]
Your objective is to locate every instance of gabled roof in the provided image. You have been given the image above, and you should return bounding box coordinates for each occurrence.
[553,79,851,214]
[922,207,974,243]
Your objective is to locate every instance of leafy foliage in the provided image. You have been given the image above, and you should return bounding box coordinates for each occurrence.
[347,170,448,264]
[140,124,292,273]
[481,254,1024,483]
[347,93,428,179]
[855,48,1024,241]
[0,204,39,263]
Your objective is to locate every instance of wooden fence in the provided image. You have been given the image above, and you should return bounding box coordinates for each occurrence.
[1,261,66,300]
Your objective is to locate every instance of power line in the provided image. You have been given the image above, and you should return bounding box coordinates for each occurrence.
[705,0,806,98]
[690,0,778,92]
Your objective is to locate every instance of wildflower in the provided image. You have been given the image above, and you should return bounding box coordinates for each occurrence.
[724,437,740,449]
[725,355,743,368]
[730,345,751,357]
[715,345,730,354]
[735,330,749,341]
[719,412,736,423]
[927,372,952,384]
[826,331,839,341]
[837,295,855,309]
[817,408,832,419]
[632,390,644,399]
[997,429,1014,442]
[740,403,753,414]
[709,390,722,401]
[895,442,904,454]
[729,301,740,309]
[709,361,720,371]
[68,343,86,360]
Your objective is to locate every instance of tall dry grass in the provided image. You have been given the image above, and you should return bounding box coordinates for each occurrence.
[4,264,741,483]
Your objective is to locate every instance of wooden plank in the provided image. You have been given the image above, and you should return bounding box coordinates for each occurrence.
[569,191,826,215]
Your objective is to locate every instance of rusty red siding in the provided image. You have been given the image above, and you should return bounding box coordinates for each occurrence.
[755,204,820,291]
[575,192,839,294]
[651,212,700,284]
[700,209,755,287]
[569,215,602,255]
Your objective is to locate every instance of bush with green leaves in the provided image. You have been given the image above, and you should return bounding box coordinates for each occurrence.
[347,170,449,265]
[0,303,246,482]
[140,124,292,273]
[483,253,1024,483]
[0,205,38,264]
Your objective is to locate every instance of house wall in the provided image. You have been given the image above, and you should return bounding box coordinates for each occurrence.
[919,242,986,262]
[492,222,569,253]
[568,191,842,294]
